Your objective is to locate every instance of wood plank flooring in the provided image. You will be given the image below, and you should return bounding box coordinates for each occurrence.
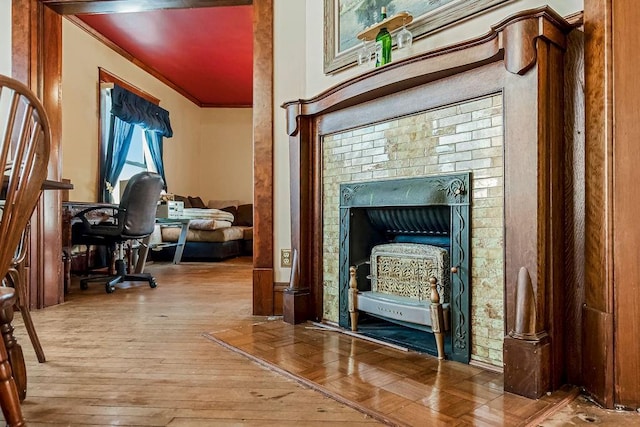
[15,258,380,426]
[6,257,640,426]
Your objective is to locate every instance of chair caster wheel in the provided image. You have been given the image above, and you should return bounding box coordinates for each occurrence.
[150,280,157,288]
[80,282,88,290]
[106,284,115,293]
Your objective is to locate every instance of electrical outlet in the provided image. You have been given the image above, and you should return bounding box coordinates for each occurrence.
[281,249,292,267]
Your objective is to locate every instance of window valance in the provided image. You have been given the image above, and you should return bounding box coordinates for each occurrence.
[110,84,173,138]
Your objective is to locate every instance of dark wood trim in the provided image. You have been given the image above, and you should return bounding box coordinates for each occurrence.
[612,0,640,408]
[273,282,288,315]
[283,6,572,398]
[41,0,252,15]
[582,0,615,408]
[13,0,64,309]
[253,268,274,315]
[98,68,160,105]
[251,0,274,315]
[564,11,584,27]
[65,16,202,107]
[200,103,253,108]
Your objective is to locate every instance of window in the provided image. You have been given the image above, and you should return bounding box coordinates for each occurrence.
[112,125,158,203]
[97,70,172,203]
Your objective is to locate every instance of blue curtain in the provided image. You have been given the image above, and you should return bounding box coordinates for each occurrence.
[100,84,173,201]
[100,116,135,202]
[111,85,173,137]
[144,130,167,189]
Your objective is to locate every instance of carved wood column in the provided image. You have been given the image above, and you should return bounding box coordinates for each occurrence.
[12,0,64,308]
[500,11,570,399]
[283,114,313,323]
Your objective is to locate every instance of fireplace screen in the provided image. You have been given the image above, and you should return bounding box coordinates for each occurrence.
[338,174,471,362]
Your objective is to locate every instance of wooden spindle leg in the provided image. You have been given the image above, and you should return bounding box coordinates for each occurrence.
[0,306,26,402]
[348,266,359,331]
[429,277,446,360]
[0,288,26,426]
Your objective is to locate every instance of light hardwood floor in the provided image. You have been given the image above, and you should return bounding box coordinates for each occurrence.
[8,258,640,426]
[15,257,381,426]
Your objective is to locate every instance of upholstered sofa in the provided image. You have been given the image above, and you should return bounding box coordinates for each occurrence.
[150,197,253,261]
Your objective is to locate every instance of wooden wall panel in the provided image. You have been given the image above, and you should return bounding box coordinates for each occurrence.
[12,0,64,308]
[612,0,640,408]
[583,0,615,408]
[562,29,586,386]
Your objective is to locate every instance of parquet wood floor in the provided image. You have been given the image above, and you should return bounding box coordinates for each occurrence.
[5,258,638,426]
[205,315,576,426]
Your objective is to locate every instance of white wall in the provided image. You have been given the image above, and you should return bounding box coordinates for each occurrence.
[271,0,583,282]
[274,0,307,281]
[0,0,10,76]
[198,108,253,204]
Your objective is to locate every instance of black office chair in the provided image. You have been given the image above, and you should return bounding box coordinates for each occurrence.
[72,171,164,293]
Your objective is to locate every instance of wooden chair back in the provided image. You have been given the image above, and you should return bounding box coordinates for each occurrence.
[0,74,51,280]
[0,73,52,426]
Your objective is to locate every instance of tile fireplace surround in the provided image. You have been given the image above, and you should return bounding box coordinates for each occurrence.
[283,6,576,400]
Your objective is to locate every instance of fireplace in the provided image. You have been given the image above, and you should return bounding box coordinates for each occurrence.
[284,7,573,398]
[337,175,471,362]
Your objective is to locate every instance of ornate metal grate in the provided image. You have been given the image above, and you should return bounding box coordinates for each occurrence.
[371,243,450,302]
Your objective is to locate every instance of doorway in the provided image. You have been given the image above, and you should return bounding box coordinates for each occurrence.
[14,0,274,315]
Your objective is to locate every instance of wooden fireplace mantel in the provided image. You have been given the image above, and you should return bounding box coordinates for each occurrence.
[283,6,574,399]
[284,7,570,135]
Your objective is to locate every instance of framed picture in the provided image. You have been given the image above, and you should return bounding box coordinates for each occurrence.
[324,0,510,74]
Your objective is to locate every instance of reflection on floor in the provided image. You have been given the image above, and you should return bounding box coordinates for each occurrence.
[206,319,578,426]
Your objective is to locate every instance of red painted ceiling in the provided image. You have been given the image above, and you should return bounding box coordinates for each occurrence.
[77,6,253,107]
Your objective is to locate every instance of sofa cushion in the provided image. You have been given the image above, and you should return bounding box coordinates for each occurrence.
[188,196,206,208]
[239,226,253,240]
[181,208,234,222]
[161,225,245,243]
[188,219,232,231]
[236,204,253,226]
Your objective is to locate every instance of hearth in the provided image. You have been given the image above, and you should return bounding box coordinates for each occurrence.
[338,174,471,362]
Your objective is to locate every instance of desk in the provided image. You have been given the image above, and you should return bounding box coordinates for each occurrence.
[61,201,118,291]
[134,218,191,273]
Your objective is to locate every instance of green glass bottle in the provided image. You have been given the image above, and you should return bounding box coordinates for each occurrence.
[375,6,392,67]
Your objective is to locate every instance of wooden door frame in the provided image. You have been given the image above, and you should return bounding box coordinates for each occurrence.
[20,0,275,315]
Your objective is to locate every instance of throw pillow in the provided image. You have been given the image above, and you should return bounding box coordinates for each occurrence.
[188,196,206,209]
[236,204,253,226]
[208,199,240,210]
[174,194,192,208]
[220,206,238,225]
